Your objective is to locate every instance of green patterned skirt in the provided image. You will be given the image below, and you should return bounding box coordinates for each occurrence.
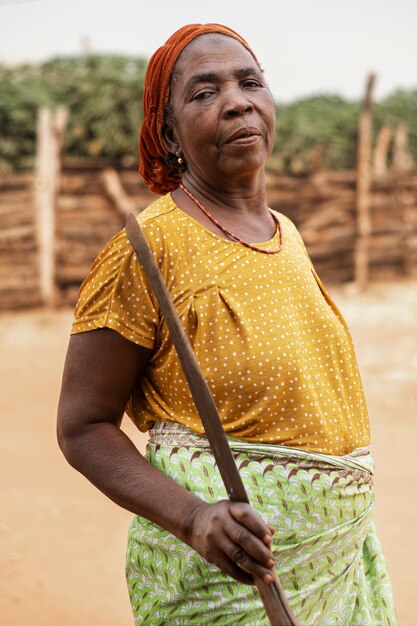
[126,423,397,625]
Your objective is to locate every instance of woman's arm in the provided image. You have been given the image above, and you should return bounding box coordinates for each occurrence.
[57,328,276,584]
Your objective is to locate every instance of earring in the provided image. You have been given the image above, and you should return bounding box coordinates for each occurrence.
[177,156,183,165]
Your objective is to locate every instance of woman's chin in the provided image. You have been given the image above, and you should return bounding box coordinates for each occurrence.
[216,153,269,182]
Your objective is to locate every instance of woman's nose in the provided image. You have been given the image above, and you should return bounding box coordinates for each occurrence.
[222,88,254,117]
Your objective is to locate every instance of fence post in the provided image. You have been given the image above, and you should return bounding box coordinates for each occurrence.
[34,106,67,306]
[354,73,376,290]
[392,122,414,173]
[373,125,392,178]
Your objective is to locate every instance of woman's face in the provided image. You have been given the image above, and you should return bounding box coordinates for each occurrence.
[164,34,276,187]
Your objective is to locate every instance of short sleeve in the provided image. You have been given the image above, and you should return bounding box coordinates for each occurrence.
[71,227,159,349]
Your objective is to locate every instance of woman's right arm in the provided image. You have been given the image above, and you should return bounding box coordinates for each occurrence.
[57,328,276,584]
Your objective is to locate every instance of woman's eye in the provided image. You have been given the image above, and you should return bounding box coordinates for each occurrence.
[243,79,261,89]
[192,89,215,101]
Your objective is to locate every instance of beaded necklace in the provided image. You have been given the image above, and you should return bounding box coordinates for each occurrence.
[179,183,283,255]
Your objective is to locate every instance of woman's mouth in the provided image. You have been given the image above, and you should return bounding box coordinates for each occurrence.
[226,128,261,145]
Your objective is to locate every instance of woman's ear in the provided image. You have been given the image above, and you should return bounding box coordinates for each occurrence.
[162,123,180,158]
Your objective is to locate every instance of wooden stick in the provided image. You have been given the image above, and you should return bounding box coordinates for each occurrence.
[125,213,299,626]
[354,73,376,290]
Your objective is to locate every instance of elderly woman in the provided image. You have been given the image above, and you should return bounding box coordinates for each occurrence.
[57,23,397,625]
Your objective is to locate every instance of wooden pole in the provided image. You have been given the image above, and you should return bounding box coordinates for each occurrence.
[102,168,135,217]
[373,125,392,178]
[354,73,376,290]
[392,122,414,173]
[34,106,67,306]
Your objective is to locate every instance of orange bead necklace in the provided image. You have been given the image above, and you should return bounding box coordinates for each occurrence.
[179,183,283,255]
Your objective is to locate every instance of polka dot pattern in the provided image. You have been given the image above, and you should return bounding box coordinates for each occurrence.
[71,193,370,455]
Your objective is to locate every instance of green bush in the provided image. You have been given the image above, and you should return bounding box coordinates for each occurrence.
[0,55,415,173]
[0,55,146,172]
[272,95,360,171]
[374,89,417,162]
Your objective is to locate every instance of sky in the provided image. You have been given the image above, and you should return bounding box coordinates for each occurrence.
[0,0,416,103]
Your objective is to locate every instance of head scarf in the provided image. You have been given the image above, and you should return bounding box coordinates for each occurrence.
[139,23,259,195]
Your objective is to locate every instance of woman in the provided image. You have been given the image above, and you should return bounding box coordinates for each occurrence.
[57,23,397,625]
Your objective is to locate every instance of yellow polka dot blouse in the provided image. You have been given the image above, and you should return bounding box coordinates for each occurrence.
[71,193,370,455]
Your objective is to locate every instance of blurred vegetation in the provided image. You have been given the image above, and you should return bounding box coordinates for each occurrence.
[0,55,146,173]
[272,90,417,173]
[273,95,360,172]
[0,54,416,174]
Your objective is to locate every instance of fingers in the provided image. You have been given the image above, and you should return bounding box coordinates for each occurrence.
[212,552,254,585]
[224,518,275,572]
[189,500,276,586]
[228,541,275,584]
[221,504,276,583]
[207,537,274,585]
[226,503,276,583]
[229,502,274,545]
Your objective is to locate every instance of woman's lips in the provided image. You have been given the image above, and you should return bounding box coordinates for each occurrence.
[228,134,261,145]
[225,128,261,145]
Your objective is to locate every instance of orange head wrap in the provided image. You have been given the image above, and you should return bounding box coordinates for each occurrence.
[139,23,259,195]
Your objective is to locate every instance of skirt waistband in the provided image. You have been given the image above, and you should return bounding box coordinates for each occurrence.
[148,421,373,475]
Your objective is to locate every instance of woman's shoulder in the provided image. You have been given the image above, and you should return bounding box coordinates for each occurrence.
[134,192,184,245]
[93,193,179,262]
[70,195,178,346]
[137,192,177,225]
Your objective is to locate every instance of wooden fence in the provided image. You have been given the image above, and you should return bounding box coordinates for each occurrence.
[266,169,417,283]
[0,173,42,309]
[1,86,416,311]
[1,164,416,311]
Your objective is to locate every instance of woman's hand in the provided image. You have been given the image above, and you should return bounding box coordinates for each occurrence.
[188,500,276,585]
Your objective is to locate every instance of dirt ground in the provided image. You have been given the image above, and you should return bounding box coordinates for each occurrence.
[1,279,416,626]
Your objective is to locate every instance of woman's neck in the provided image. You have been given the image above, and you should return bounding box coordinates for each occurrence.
[182,170,268,215]
[171,170,276,243]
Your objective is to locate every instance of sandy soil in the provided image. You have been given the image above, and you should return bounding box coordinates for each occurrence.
[1,280,416,625]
